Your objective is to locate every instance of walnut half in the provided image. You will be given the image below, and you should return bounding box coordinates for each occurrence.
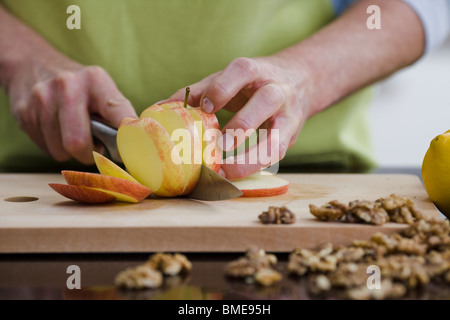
[258,206,296,224]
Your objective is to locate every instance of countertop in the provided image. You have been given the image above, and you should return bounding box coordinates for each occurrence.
[1,167,449,301]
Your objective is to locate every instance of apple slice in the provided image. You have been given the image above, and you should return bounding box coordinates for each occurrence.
[140,105,202,195]
[49,183,116,204]
[155,101,222,173]
[62,170,152,203]
[117,117,187,197]
[231,172,289,197]
[93,151,139,183]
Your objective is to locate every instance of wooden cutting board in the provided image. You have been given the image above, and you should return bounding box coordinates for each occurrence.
[0,173,441,253]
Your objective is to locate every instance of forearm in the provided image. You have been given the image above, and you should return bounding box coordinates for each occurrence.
[0,5,61,91]
[275,0,425,117]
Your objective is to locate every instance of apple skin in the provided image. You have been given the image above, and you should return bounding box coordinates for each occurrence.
[239,184,289,197]
[231,173,290,197]
[62,170,152,203]
[149,101,221,173]
[49,183,116,204]
[187,106,221,173]
[141,104,202,195]
[117,117,188,197]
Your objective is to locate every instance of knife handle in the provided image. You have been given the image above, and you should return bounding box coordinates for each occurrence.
[90,116,122,163]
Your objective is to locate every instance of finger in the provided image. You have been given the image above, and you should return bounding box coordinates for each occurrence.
[85,66,138,128]
[200,57,261,113]
[220,91,249,113]
[221,114,296,180]
[221,83,285,150]
[18,82,52,153]
[55,71,93,164]
[32,77,72,161]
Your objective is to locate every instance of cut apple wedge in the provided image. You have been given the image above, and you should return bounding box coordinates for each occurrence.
[231,172,290,197]
[49,183,116,204]
[61,170,152,203]
[140,105,202,195]
[117,117,187,197]
[93,151,139,183]
[152,101,221,173]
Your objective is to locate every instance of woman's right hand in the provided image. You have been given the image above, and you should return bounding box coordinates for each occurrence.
[5,52,137,164]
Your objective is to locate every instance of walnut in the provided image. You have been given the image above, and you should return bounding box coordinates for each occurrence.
[288,243,338,276]
[371,232,399,252]
[224,247,280,286]
[425,250,450,278]
[328,262,369,288]
[292,209,449,298]
[378,255,429,288]
[419,219,449,237]
[377,194,425,223]
[310,194,426,226]
[146,252,191,276]
[396,237,428,255]
[309,200,348,222]
[258,206,296,224]
[333,246,366,263]
[346,200,389,225]
[254,268,283,286]
[173,253,193,273]
[224,257,262,278]
[114,264,163,289]
[115,252,192,290]
[245,246,277,266]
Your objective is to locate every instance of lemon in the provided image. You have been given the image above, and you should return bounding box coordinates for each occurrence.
[422,130,450,218]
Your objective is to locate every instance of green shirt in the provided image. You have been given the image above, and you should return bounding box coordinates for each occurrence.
[0,0,375,172]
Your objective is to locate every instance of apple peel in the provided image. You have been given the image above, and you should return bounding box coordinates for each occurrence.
[49,183,116,204]
[62,170,152,203]
[231,172,290,197]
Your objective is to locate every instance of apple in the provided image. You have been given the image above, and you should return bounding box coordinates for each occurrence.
[117,117,188,197]
[61,170,152,203]
[49,152,152,204]
[153,101,221,173]
[49,183,116,204]
[117,89,222,197]
[140,104,202,195]
[93,151,139,183]
[231,172,289,197]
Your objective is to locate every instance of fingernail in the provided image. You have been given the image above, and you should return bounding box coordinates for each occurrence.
[219,168,226,178]
[220,132,234,152]
[201,97,214,113]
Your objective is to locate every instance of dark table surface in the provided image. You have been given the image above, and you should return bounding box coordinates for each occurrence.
[1,167,449,300]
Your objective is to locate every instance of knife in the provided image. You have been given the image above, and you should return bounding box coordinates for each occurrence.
[90,116,242,201]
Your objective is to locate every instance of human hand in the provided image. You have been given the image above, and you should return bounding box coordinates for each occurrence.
[167,56,311,180]
[5,52,137,164]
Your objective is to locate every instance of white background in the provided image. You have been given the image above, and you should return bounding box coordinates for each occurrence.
[370,37,450,168]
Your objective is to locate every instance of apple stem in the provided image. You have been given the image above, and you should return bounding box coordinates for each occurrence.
[184,87,190,109]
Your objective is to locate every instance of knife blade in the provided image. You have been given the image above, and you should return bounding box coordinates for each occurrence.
[90,117,242,201]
